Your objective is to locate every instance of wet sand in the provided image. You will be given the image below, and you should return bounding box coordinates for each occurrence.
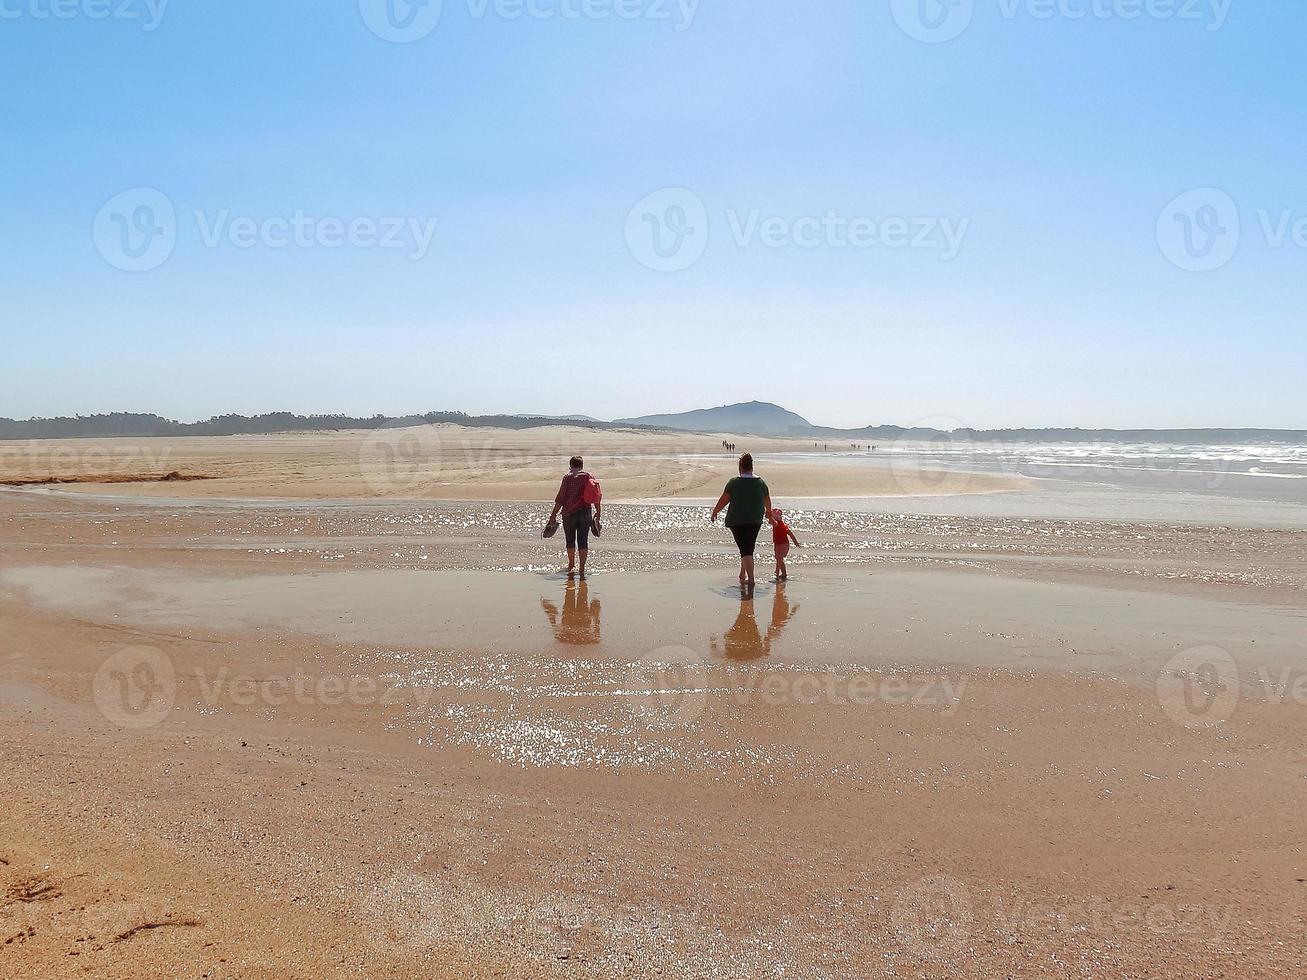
[2,482,1306,978]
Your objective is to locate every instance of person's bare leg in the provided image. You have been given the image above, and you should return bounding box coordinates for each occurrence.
[742,555,755,586]
[565,547,576,576]
[578,548,588,580]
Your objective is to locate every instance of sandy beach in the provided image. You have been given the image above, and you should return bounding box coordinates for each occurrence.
[0,426,1026,500]
[1,427,1305,978]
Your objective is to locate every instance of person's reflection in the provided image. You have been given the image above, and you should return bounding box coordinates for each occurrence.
[711,582,800,662]
[540,580,601,645]
[765,581,800,648]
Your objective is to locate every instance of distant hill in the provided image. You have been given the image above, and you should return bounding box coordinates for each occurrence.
[0,407,1302,444]
[0,411,635,441]
[512,414,606,424]
[616,401,814,437]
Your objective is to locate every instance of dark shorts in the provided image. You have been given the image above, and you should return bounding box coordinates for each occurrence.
[729,522,763,557]
[563,507,592,550]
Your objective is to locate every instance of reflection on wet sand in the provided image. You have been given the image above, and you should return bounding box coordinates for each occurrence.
[540,581,601,645]
[711,583,801,661]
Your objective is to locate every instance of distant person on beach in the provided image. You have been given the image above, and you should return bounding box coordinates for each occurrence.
[546,455,602,580]
[710,452,772,587]
[770,508,801,580]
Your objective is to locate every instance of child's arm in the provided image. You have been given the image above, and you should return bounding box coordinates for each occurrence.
[788,530,800,547]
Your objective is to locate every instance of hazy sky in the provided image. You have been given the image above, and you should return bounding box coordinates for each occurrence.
[2,0,1303,429]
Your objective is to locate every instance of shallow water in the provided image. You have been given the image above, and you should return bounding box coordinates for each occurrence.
[754,442,1307,526]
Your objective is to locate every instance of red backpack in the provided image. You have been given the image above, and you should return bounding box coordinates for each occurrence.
[582,474,602,505]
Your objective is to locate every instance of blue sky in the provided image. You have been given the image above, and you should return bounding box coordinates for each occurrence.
[2,0,1303,429]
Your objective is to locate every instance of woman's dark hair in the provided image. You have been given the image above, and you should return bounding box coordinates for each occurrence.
[738,452,753,472]
[570,455,584,469]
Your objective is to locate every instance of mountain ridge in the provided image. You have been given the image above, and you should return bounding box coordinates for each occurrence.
[616,401,812,437]
[0,406,1302,444]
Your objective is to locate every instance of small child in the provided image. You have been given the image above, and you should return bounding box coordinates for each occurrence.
[771,508,801,580]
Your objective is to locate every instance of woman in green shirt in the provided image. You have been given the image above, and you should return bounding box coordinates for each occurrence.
[710,453,773,588]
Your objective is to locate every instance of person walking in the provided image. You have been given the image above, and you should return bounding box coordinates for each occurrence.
[710,452,772,588]
[545,455,602,580]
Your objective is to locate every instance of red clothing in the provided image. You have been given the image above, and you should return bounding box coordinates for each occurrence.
[555,471,592,516]
[771,520,790,546]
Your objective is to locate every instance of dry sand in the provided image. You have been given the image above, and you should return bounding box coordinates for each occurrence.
[0,425,1026,500]
[0,434,1303,978]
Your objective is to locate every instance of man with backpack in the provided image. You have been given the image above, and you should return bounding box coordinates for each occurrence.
[545,455,602,580]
